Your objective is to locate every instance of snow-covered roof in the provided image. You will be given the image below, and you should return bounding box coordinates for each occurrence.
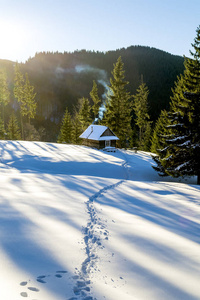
[79,125,119,141]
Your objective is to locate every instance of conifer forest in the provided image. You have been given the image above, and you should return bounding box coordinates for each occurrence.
[0,25,200,183]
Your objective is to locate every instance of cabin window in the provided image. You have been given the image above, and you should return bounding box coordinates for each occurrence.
[105,140,111,147]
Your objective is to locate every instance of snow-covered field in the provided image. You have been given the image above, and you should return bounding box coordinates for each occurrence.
[0,141,199,300]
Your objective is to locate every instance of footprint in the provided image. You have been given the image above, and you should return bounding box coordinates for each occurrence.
[28,287,40,292]
[56,270,68,273]
[37,278,46,283]
[77,280,86,287]
[20,281,28,286]
[81,290,87,297]
[19,270,69,298]
[20,292,28,297]
[37,275,46,278]
[73,286,80,295]
[36,275,47,283]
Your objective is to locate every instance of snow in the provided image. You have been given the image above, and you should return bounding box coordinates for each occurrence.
[98,136,118,141]
[80,125,119,141]
[166,135,187,142]
[0,140,199,300]
[175,161,191,171]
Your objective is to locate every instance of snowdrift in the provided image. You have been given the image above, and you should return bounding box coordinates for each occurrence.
[0,141,199,300]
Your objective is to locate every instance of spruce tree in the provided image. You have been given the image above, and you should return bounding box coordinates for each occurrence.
[23,73,37,124]
[103,56,132,147]
[153,25,200,184]
[0,116,5,139]
[24,124,40,141]
[151,110,169,154]
[7,114,21,140]
[78,97,92,130]
[14,64,25,138]
[0,70,10,125]
[133,79,151,149]
[90,80,101,121]
[14,64,37,139]
[71,112,82,144]
[57,107,72,143]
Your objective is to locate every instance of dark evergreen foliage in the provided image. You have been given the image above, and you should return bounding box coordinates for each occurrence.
[133,80,151,149]
[57,107,72,143]
[78,97,92,130]
[0,69,10,125]
[0,116,5,139]
[90,80,101,121]
[153,26,200,184]
[71,112,82,145]
[23,123,40,141]
[103,57,132,148]
[14,64,37,139]
[7,114,21,140]
[0,46,184,141]
[151,110,169,154]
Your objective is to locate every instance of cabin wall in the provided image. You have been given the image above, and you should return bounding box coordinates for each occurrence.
[101,128,116,137]
[82,139,100,149]
[81,139,117,149]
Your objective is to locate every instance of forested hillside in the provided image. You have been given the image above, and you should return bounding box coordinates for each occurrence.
[0,46,184,141]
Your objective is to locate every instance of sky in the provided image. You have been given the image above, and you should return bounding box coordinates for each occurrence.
[0,0,200,62]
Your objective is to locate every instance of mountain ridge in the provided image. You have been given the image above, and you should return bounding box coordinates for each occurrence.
[0,46,184,141]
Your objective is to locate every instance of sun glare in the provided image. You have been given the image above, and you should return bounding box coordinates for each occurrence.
[0,20,28,62]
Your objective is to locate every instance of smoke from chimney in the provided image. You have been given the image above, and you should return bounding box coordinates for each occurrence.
[75,65,110,120]
[55,64,110,120]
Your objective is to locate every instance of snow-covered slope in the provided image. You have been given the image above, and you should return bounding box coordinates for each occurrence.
[0,141,199,300]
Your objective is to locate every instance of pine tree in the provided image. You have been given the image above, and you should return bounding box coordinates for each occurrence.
[71,112,82,144]
[14,64,25,138]
[57,107,72,143]
[153,25,200,184]
[0,70,10,125]
[133,79,151,149]
[0,116,5,139]
[90,80,101,121]
[78,97,92,130]
[103,56,132,147]
[23,123,40,141]
[7,114,21,140]
[23,73,37,124]
[151,110,169,154]
[14,64,37,139]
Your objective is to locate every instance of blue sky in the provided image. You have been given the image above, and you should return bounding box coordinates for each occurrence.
[0,0,199,62]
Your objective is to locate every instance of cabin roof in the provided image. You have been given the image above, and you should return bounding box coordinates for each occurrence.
[80,125,119,141]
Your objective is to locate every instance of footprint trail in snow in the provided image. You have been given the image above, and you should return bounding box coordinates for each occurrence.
[82,150,129,274]
[19,150,129,300]
[19,271,70,299]
[72,150,129,299]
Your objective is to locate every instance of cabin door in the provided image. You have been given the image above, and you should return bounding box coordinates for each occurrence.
[105,140,111,147]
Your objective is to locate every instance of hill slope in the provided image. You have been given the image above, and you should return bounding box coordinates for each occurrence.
[1,46,184,141]
[0,141,199,300]
[23,47,184,121]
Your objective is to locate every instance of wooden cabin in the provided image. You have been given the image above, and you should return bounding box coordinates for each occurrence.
[80,125,119,149]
